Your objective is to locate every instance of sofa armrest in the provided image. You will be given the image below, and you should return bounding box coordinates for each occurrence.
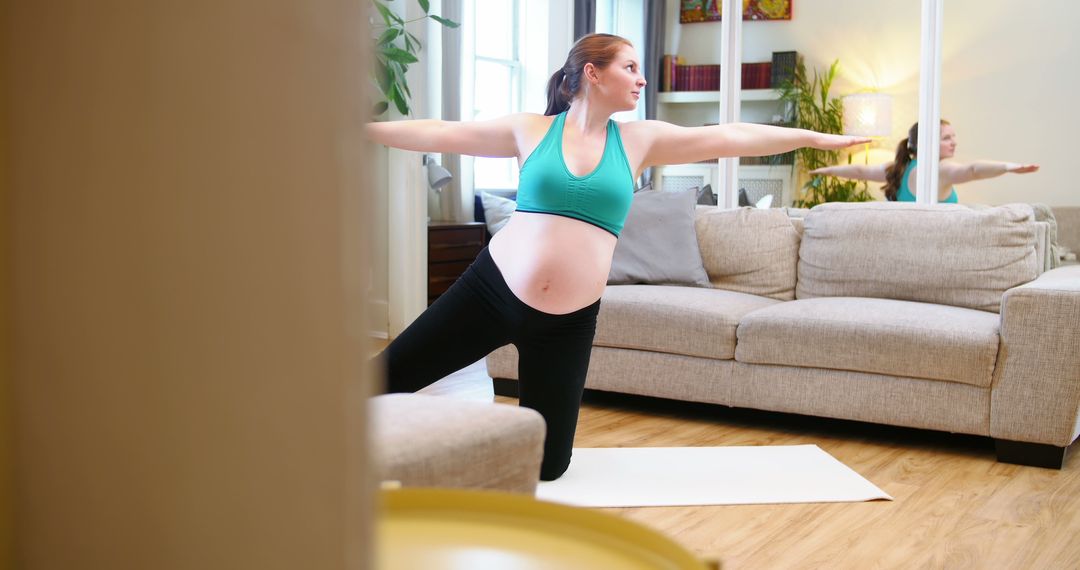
[991,265,1080,447]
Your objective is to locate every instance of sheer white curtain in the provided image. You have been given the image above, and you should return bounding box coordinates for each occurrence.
[441,0,465,221]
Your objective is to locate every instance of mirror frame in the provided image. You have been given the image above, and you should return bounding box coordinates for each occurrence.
[714,0,944,207]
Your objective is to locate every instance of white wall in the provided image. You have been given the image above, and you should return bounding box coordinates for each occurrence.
[370,151,389,338]
[666,0,1079,206]
[373,0,436,339]
[941,1,1078,206]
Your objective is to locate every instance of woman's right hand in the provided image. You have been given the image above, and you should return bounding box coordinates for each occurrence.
[811,133,871,150]
[809,166,833,176]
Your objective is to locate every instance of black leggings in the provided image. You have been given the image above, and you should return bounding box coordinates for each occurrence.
[377,247,601,481]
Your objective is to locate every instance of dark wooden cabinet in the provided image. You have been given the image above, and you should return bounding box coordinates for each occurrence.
[428,221,486,305]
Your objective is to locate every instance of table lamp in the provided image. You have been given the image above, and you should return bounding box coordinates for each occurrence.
[842,93,893,139]
[424,154,452,191]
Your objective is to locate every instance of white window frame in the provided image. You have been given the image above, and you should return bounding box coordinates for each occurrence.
[916,0,943,203]
[596,0,646,123]
[468,0,524,192]
[716,0,742,208]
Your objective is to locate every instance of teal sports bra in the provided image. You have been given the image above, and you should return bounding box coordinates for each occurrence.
[897,158,957,203]
[516,111,635,237]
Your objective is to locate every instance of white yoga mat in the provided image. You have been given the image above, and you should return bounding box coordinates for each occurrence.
[536,445,892,508]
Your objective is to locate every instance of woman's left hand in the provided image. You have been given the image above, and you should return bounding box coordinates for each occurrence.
[1008,163,1040,174]
[812,133,871,150]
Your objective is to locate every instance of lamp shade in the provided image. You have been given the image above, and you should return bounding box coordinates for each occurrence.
[426,160,452,191]
[842,93,893,137]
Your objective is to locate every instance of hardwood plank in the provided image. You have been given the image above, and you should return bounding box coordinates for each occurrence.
[402,357,1080,569]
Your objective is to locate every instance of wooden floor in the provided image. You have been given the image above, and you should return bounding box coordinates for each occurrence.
[368,339,1080,569]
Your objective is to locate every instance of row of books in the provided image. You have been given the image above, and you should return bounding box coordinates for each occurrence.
[660,51,798,92]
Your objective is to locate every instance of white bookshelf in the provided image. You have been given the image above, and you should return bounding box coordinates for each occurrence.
[656,89,783,104]
[655,89,795,206]
[655,163,794,208]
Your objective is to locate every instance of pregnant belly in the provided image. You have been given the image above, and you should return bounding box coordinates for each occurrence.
[488,212,617,315]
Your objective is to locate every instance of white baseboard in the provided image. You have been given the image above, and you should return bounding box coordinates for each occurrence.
[368,298,389,340]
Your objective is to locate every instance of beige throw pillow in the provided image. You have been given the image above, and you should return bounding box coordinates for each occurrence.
[694,207,801,301]
[796,202,1038,313]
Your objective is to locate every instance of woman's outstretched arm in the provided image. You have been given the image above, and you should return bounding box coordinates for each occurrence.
[364,113,526,158]
[627,120,868,169]
[809,163,888,182]
[939,160,1040,185]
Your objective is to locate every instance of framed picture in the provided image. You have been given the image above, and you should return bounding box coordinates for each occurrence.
[680,0,792,23]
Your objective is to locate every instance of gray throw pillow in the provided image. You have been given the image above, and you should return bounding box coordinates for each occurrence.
[608,187,711,287]
[479,191,516,235]
[696,184,716,206]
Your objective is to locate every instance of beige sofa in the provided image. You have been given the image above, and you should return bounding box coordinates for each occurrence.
[488,202,1080,468]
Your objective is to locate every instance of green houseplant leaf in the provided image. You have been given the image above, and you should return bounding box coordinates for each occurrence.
[373,1,402,27]
[388,82,409,115]
[383,46,419,65]
[430,15,460,28]
[778,58,874,208]
[377,28,400,47]
[370,0,460,118]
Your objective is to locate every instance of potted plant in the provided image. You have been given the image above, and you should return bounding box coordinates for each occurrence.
[778,59,873,207]
[371,0,459,117]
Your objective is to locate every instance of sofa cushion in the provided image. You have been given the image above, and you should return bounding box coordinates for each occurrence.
[735,297,1001,388]
[596,284,782,360]
[796,202,1038,313]
[608,188,710,287]
[694,207,801,301]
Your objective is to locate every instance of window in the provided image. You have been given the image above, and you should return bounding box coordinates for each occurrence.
[596,0,645,123]
[471,0,522,191]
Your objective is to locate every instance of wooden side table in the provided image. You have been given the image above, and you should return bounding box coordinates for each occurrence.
[427,221,486,305]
